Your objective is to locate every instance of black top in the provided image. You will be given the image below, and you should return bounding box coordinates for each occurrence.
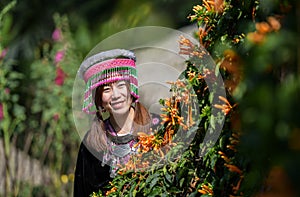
[73,143,111,197]
[73,113,161,197]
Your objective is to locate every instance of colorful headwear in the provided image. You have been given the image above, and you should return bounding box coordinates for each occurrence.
[78,49,139,114]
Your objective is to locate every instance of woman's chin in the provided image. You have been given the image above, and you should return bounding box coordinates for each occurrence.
[111,107,130,116]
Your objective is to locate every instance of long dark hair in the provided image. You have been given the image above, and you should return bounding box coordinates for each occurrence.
[84,81,151,153]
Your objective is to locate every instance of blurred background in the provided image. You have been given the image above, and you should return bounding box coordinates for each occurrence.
[0,0,198,196]
[0,0,299,196]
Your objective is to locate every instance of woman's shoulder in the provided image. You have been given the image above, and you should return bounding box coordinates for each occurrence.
[78,133,104,162]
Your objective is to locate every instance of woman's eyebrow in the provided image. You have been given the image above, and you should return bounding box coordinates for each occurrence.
[116,81,126,85]
[103,84,112,88]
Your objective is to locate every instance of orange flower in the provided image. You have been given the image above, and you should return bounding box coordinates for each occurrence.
[169,79,186,88]
[187,70,196,81]
[247,16,281,44]
[256,22,272,34]
[198,25,212,47]
[222,49,240,71]
[105,185,118,196]
[220,49,242,93]
[267,16,281,31]
[202,0,215,12]
[214,96,235,115]
[247,31,265,44]
[198,25,208,37]
[214,0,224,13]
[232,176,243,194]
[218,151,231,163]
[224,164,242,175]
[179,36,196,56]
[198,189,208,194]
[198,184,213,195]
[190,177,200,189]
[226,144,237,152]
[179,35,208,57]
[197,73,205,80]
[221,155,231,163]
[160,96,189,144]
[187,105,195,128]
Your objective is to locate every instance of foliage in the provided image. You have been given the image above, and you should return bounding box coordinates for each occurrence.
[235,1,300,195]
[1,0,299,196]
[0,1,26,196]
[0,0,206,196]
[2,0,189,62]
[1,2,81,195]
[21,13,82,196]
[91,0,300,197]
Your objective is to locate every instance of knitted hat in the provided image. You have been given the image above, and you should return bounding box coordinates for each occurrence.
[78,49,139,114]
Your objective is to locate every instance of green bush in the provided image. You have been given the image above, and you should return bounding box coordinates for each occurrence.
[91,0,300,196]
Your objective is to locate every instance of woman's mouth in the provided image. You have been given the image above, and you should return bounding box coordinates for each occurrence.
[110,100,125,109]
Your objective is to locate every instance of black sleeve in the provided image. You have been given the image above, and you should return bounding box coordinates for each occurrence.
[73,142,112,197]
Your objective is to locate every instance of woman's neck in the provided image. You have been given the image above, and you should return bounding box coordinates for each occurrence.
[110,107,134,135]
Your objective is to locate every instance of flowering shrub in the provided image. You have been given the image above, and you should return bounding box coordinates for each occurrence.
[1,0,299,196]
[1,3,82,195]
[0,1,26,196]
[25,13,82,195]
[91,0,300,196]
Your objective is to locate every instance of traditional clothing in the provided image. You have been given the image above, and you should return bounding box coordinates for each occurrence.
[74,114,161,196]
[74,142,111,197]
[78,49,138,114]
[74,118,137,196]
[74,49,160,196]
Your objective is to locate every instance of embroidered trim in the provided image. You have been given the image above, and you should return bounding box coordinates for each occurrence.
[102,119,138,177]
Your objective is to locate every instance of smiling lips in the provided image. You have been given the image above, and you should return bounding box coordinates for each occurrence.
[110,100,125,109]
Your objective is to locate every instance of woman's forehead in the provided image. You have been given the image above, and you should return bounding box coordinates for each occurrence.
[103,80,128,86]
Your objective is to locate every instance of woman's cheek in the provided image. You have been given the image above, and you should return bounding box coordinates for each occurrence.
[102,101,111,109]
[102,93,111,104]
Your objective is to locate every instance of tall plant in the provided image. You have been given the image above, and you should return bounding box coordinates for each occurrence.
[91,0,299,196]
[0,1,26,196]
[1,4,82,195]
[22,13,82,196]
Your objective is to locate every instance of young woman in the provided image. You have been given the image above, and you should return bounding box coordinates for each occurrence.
[73,49,159,197]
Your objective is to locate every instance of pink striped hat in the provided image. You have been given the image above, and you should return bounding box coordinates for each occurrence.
[78,49,139,114]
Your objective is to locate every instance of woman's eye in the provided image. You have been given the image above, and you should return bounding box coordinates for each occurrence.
[103,86,111,92]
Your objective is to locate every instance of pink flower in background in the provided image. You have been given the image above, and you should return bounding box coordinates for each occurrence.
[5,88,10,94]
[55,50,65,64]
[152,117,160,125]
[55,67,66,86]
[0,103,4,121]
[0,48,8,60]
[52,28,62,42]
[53,113,60,121]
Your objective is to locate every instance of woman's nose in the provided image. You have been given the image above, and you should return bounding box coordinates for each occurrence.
[111,86,121,99]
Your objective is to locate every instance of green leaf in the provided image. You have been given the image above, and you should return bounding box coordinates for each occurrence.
[149,176,159,190]
[210,115,216,130]
[130,186,137,197]
[164,171,172,184]
[179,177,185,187]
[148,186,162,196]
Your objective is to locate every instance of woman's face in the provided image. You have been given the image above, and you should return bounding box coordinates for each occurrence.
[101,80,132,115]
